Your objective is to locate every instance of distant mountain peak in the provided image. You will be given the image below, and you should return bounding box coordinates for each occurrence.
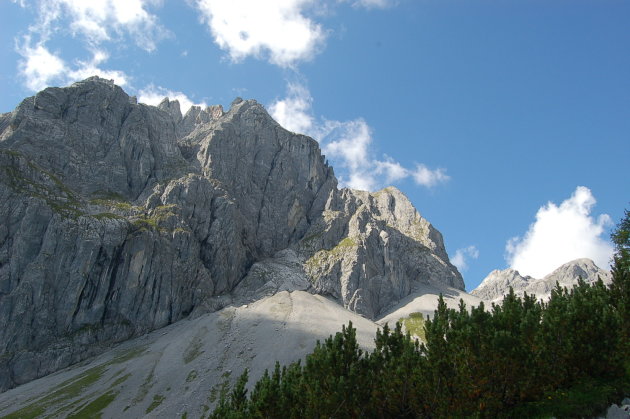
[471,258,611,303]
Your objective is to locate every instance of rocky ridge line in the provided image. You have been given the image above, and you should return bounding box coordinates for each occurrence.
[471,258,611,303]
[0,77,462,391]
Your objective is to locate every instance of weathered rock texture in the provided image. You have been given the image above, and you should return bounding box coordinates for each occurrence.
[471,258,611,304]
[0,77,461,391]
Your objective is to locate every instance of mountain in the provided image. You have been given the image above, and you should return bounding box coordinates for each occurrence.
[471,258,611,304]
[0,77,463,392]
[0,279,481,418]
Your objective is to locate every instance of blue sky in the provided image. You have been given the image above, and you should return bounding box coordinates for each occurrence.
[1,0,628,290]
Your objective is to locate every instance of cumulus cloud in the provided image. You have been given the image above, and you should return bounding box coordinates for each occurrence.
[194,0,326,67]
[451,245,480,272]
[506,186,614,278]
[17,41,67,91]
[138,84,207,114]
[269,82,450,191]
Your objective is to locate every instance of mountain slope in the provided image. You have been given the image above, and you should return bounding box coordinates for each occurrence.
[0,290,379,418]
[471,258,611,303]
[0,77,462,391]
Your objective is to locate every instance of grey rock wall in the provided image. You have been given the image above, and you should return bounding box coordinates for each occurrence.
[0,77,461,391]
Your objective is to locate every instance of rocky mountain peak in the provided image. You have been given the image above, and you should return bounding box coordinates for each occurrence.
[472,258,611,303]
[0,77,462,391]
[158,97,183,122]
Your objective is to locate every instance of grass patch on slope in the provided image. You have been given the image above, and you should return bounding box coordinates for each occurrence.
[3,346,146,418]
[400,312,426,341]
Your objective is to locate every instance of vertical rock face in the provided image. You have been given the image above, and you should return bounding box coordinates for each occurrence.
[0,77,461,391]
[299,187,463,319]
[191,98,337,257]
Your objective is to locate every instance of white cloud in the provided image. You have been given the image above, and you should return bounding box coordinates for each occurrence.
[194,0,326,67]
[25,0,167,51]
[269,82,450,191]
[14,0,165,91]
[375,157,409,184]
[67,49,129,86]
[138,84,207,114]
[17,41,129,91]
[269,82,315,134]
[322,118,375,190]
[17,41,67,91]
[347,0,394,9]
[411,164,450,188]
[452,245,479,272]
[506,186,614,278]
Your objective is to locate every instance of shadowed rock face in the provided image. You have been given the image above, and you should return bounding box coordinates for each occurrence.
[0,77,461,391]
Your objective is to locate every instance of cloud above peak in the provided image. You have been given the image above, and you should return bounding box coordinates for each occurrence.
[15,0,167,92]
[506,186,614,278]
[16,41,129,92]
[269,82,450,191]
[194,0,326,68]
[138,84,207,115]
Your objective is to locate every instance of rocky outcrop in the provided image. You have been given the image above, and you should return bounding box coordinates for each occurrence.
[471,258,611,303]
[0,77,461,391]
[298,187,463,319]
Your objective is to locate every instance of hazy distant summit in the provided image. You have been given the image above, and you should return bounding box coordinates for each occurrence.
[471,258,611,304]
[0,77,462,391]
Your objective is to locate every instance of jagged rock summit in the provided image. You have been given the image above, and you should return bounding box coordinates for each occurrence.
[0,77,462,392]
[471,258,611,303]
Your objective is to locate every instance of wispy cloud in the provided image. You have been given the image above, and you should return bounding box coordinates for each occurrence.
[506,186,614,278]
[138,84,207,114]
[14,0,166,92]
[194,0,326,68]
[269,82,450,191]
[28,0,168,51]
[322,118,376,190]
[268,82,315,134]
[451,245,479,272]
[411,164,450,188]
[346,0,395,10]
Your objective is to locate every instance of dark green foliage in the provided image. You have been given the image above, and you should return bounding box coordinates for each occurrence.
[611,209,630,269]
[213,243,629,417]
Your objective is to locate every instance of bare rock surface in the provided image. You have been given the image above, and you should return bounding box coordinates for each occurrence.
[299,186,463,319]
[0,77,462,391]
[471,258,611,304]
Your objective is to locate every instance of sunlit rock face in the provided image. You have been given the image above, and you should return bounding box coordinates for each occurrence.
[0,77,461,391]
[472,258,611,304]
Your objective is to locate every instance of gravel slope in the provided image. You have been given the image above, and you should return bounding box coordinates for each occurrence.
[0,291,378,418]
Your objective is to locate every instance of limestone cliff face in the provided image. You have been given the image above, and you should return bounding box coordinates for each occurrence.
[299,187,463,319]
[471,258,611,304]
[0,77,461,391]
